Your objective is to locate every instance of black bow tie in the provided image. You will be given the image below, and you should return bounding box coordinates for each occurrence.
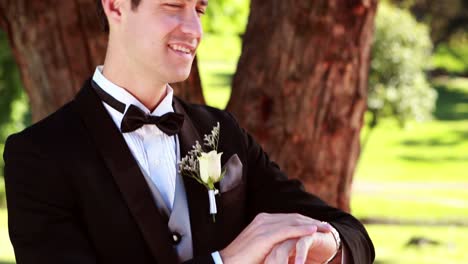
[91,81,184,135]
[121,105,184,134]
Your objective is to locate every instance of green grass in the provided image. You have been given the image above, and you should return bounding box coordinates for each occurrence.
[351,76,468,226]
[0,178,5,208]
[432,42,468,75]
[356,77,468,183]
[199,60,233,109]
[0,209,14,263]
[352,194,468,221]
[368,225,468,264]
[198,34,242,63]
[197,34,241,109]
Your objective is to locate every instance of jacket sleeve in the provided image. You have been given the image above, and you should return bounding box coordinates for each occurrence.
[182,255,215,264]
[3,133,97,264]
[226,113,375,264]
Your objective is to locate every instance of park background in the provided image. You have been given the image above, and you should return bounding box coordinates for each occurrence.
[0,0,467,263]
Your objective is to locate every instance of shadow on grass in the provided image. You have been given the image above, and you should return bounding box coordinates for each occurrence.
[374,261,393,264]
[0,261,15,264]
[397,80,468,151]
[433,82,468,121]
[402,138,461,147]
[401,130,468,147]
[209,72,233,88]
[399,155,468,162]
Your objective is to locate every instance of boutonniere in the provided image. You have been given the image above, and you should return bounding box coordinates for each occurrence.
[179,122,226,222]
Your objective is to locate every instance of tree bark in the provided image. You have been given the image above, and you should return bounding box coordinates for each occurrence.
[0,0,203,122]
[227,0,378,211]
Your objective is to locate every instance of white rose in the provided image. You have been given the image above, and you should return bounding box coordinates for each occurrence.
[198,150,223,184]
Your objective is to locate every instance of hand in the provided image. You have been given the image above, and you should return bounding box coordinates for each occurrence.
[219,213,332,264]
[264,231,338,264]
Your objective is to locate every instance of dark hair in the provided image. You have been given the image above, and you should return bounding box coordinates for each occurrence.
[96,0,142,32]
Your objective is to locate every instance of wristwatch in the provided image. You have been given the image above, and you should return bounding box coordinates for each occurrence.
[323,222,342,264]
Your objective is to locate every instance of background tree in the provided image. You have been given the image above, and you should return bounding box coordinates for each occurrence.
[367,2,436,132]
[227,0,378,211]
[201,0,249,35]
[392,0,468,47]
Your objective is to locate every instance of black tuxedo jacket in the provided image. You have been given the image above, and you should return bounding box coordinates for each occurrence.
[3,79,374,264]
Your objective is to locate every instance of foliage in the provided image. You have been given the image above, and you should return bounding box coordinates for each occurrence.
[201,0,249,35]
[431,34,468,75]
[368,3,437,127]
[391,0,468,46]
[0,31,29,142]
[0,30,30,205]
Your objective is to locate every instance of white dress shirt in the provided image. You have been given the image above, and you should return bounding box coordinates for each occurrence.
[92,66,223,263]
[93,66,177,210]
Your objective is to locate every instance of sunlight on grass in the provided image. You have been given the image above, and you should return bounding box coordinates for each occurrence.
[197,34,241,109]
[352,194,468,221]
[198,60,234,109]
[431,43,468,74]
[357,76,468,183]
[357,118,468,182]
[198,34,242,63]
[368,225,468,264]
[0,209,14,263]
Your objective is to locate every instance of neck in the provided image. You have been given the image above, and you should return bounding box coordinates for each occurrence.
[101,40,167,112]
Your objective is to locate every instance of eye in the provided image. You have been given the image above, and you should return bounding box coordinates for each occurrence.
[165,3,183,9]
[196,8,206,15]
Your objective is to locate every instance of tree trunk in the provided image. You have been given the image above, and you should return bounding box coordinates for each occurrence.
[0,0,203,122]
[227,0,378,211]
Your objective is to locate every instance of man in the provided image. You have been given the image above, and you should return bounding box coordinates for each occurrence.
[3,0,375,263]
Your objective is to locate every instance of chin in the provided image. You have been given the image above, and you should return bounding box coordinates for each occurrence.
[168,69,192,83]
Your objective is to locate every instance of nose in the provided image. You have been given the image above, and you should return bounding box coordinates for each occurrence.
[180,10,203,39]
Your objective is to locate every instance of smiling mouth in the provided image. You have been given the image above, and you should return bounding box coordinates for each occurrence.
[168,44,194,55]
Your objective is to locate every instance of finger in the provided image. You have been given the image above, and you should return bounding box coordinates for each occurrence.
[317,221,333,233]
[294,235,315,264]
[249,214,318,239]
[265,224,317,246]
[264,239,297,264]
[254,213,332,232]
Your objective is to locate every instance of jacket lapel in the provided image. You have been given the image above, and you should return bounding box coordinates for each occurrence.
[72,80,179,263]
[173,98,219,255]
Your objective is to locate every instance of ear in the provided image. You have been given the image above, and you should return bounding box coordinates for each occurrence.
[101,0,124,30]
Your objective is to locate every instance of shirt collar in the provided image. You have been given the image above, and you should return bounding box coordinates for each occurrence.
[92,65,175,118]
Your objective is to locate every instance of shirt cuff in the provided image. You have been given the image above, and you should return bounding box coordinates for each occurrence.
[342,244,349,263]
[211,251,224,264]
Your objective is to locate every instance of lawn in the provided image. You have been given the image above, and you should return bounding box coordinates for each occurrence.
[355,77,468,183]
[197,34,240,109]
[368,225,468,264]
[0,33,467,263]
[0,209,14,263]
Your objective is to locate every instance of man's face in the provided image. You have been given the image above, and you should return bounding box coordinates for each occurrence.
[118,0,206,83]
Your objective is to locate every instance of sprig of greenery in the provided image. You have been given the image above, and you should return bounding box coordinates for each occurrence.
[178,122,221,188]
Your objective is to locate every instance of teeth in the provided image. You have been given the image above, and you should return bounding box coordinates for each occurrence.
[170,44,191,54]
